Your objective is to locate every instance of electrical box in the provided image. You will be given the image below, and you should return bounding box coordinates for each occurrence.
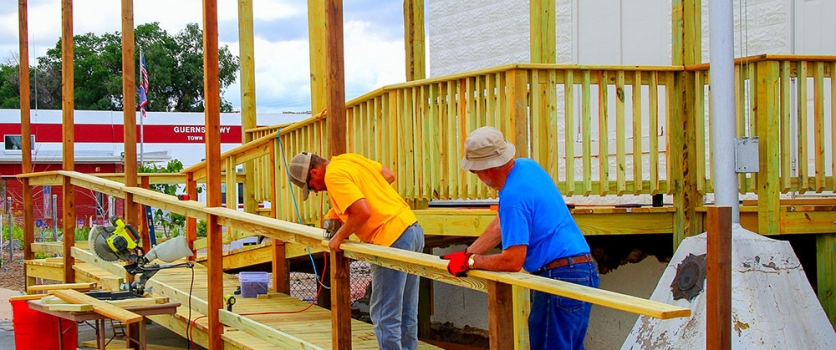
[734,137,759,173]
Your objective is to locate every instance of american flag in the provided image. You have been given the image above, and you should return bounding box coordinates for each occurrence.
[139,53,149,117]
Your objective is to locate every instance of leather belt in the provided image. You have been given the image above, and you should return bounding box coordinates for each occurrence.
[540,253,593,271]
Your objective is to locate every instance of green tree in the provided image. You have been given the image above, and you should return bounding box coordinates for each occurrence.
[139,159,202,238]
[0,22,239,112]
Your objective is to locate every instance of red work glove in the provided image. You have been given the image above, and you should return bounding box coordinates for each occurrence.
[440,250,472,277]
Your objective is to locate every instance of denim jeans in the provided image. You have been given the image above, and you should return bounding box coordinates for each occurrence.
[370,223,425,350]
[529,259,599,350]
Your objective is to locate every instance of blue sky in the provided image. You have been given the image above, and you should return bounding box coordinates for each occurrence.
[0,0,409,113]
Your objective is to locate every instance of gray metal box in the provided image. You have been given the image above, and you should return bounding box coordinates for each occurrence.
[734,137,759,173]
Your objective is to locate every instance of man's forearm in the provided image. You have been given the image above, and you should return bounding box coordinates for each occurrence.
[467,216,501,254]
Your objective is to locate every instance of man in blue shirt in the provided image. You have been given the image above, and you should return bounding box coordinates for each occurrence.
[442,126,600,349]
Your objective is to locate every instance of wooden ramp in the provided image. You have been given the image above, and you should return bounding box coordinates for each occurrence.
[145,261,441,349]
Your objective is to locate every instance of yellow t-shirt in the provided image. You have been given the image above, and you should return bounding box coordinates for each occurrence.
[324,154,417,247]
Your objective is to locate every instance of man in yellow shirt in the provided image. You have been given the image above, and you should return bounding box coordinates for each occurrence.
[289,152,425,350]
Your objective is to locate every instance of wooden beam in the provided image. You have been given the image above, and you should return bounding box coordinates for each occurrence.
[530,0,556,64]
[52,289,143,324]
[706,206,731,350]
[27,282,96,293]
[19,0,34,265]
[219,310,324,349]
[61,0,75,284]
[272,240,289,293]
[325,0,346,156]
[122,0,138,241]
[755,61,781,234]
[341,242,690,319]
[487,281,514,350]
[307,0,327,114]
[330,251,351,350]
[404,0,426,80]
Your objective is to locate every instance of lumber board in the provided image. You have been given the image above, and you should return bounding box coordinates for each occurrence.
[45,303,94,312]
[9,294,48,301]
[52,289,143,324]
[27,282,96,293]
[219,310,324,350]
[71,246,130,279]
[341,242,690,319]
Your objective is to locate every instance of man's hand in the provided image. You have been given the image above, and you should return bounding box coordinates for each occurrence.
[440,250,472,277]
[329,236,346,253]
[323,219,342,239]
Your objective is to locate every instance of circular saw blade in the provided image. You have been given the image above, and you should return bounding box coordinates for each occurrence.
[89,225,121,262]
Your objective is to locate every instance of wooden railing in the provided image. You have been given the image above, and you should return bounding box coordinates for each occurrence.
[211,57,835,228]
[23,170,690,349]
[690,54,836,195]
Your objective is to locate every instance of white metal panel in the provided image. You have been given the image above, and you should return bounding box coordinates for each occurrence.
[577,0,621,64]
[794,0,836,55]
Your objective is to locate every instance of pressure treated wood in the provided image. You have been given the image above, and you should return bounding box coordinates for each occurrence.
[707,207,732,350]
[52,289,143,324]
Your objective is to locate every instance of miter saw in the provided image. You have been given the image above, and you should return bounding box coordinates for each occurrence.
[89,216,194,296]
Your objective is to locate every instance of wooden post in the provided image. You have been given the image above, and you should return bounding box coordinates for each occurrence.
[487,280,514,350]
[505,69,529,157]
[185,172,197,260]
[325,0,346,156]
[530,0,556,64]
[238,0,258,223]
[670,0,702,251]
[755,60,781,234]
[121,0,138,237]
[330,251,351,349]
[706,206,731,350]
[61,0,75,283]
[816,233,836,329]
[272,240,289,293]
[512,285,531,349]
[404,0,425,81]
[307,0,328,114]
[139,176,150,252]
[18,0,34,269]
[202,0,224,348]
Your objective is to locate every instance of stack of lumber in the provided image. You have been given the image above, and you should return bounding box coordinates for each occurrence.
[10,282,169,324]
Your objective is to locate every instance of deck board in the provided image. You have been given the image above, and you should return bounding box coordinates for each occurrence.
[144,261,440,349]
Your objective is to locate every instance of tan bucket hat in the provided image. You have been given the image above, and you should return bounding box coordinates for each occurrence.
[289,152,313,200]
[460,126,516,171]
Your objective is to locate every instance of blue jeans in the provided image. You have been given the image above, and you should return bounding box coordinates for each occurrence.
[370,223,425,350]
[529,259,599,350]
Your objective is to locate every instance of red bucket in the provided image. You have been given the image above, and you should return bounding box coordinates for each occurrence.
[10,299,77,350]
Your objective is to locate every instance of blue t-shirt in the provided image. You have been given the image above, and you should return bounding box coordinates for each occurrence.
[498,158,590,273]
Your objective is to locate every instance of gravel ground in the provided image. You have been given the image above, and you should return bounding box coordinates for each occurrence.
[0,249,29,321]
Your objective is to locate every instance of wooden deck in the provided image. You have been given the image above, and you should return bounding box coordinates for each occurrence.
[28,254,440,349]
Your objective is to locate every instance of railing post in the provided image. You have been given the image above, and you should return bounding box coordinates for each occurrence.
[670,69,703,251]
[22,178,35,289]
[706,206,732,350]
[330,251,352,349]
[754,60,781,234]
[140,176,151,252]
[512,285,530,349]
[505,69,529,157]
[185,173,197,260]
[488,280,514,350]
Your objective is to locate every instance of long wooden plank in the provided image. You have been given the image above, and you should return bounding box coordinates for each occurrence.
[27,282,96,293]
[219,310,324,349]
[52,289,143,324]
[340,241,690,319]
